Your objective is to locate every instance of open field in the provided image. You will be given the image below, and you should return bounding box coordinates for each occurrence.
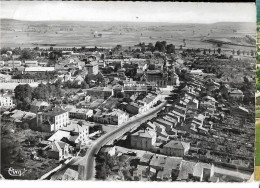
[0,19,255,51]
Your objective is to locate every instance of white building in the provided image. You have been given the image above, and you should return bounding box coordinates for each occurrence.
[0,94,13,107]
[25,60,38,67]
[6,60,22,67]
[37,108,69,132]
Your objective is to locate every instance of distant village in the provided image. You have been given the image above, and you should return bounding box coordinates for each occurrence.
[0,42,255,181]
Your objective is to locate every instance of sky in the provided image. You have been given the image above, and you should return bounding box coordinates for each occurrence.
[0,1,256,23]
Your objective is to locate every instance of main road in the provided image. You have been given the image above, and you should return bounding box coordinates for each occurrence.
[78,100,167,180]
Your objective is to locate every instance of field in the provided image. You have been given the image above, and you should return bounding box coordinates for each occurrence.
[0,19,255,51]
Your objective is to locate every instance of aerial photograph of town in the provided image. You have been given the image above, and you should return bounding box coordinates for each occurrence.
[0,1,256,183]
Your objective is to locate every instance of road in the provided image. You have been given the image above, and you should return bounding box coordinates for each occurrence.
[77,101,167,180]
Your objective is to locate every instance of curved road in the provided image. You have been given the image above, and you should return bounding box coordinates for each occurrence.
[78,101,167,180]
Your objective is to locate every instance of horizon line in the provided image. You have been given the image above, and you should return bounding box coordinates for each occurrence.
[0,18,256,24]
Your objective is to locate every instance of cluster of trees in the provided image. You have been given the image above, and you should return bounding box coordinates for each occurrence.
[85,73,104,86]
[0,48,38,60]
[14,84,33,111]
[14,82,64,110]
[32,82,63,100]
[63,80,89,89]
[95,151,116,180]
[138,41,176,54]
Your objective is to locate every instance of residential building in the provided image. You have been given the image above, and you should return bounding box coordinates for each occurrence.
[149,155,167,171]
[161,140,190,157]
[37,108,69,132]
[85,61,99,75]
[65,107,93,120]
[159,157,183,181]
[229,89,244,101]
[44,141,71,161]
[130,128,156,151]
[93,109,129,125]
[0,94,13,107]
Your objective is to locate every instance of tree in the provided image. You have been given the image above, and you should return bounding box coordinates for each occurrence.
[147,43,155,52]
[217,48,221,54]
[155,41,166,52]
[166,44,175,54]
[116,92,124,98]
[20,49,36,60]
[237,50,240,55]
[14,84,32,102]
[148,64,156,70]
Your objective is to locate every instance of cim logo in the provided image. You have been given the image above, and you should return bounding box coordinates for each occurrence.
[6,167,28,177]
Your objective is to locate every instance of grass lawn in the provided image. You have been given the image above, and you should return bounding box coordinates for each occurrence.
[256,114,260,118]
[256,124,260,165]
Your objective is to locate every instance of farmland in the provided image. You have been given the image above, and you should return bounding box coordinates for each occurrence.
[0,19,255,51]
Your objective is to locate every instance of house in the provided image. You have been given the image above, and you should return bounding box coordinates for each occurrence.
[133,165,149,181]
[130,129,156,151]
[192,163,214,182]
[85,61,99,75]
[187,98,199,109]
[48,130,71,142]
[126,92,162,114]
[149,155,167,171]
[140,152,154,166]
[229,89,244,101]
[6,110,36,129]
[30,100,50,113]
[72,75,85,86]
[161,140,190,157]
[44,141,71,161]
[63,105,93,120]
[36,107,69,132]
[159,157,183,181]
[0,94,13,107]
[93,109,129,125]
[61,122,91,145]
[177,160,197,181]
